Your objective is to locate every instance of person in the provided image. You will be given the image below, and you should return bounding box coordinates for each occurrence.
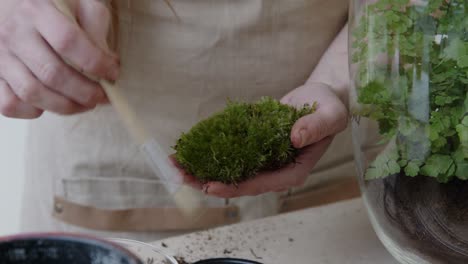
[0,0,356,241]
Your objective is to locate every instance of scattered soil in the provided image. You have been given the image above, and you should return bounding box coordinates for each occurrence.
[249,248,262,260]
[157,216,297,263]
[366,174,468,263]
[174,256,190,264]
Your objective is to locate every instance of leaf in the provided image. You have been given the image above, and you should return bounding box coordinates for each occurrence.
[405,160,423,176]
[365,167,385,180]
[388,159,401,174]
[462,116,468,126]
[456,117,468,158]
[420,155,454,178]
[357,81,390,105]
[399,117,420,136]
[398,159,408,167]
[415,15,437,33]
[447,163,456,178]
[365,139,400,180]
[456,161,468,180]
[353,0,467,183]
[464,92,468,112]
[459,55,468,68]
[442,38,467,67]
[435,95,457,106]
[420,163,440,177]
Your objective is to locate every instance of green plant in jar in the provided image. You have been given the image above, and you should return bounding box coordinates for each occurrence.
[352,0,468,182]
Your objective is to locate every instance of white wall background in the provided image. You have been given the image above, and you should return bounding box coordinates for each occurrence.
[0,117,27,236]
[0,2,28,237]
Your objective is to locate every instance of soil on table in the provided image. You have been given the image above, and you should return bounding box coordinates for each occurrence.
[366,174,468,263]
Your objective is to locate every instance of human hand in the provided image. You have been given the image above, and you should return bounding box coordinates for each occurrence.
[179,83,349,198]
[0,0,119,119]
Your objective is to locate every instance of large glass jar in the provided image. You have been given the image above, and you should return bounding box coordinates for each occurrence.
[349,0,467,263]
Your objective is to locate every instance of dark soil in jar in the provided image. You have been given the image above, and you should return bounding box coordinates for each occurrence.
[366,174,468,263]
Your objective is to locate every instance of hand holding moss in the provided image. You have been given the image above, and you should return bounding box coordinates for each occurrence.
[174,83,348,198]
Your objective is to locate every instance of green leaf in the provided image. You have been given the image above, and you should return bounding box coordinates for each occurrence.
[365,167,385,180]
[456,161,468,180]
[398,159,408,167]
[353,0,467,183]
[415,15,437,33]
[447,163,456,177]
[405,160,422,176]
[459,55,468,68]
[357,81,390,105]
[388,159,401,174]
[420,163,440,177]
[435,95,457,106]
[464,93,468,112]
[399,117,420,136]
[456,117,468,158]
[442,38,467,67]
[365,139,400,180]
[462,116,468,126]
[420,155,454,178]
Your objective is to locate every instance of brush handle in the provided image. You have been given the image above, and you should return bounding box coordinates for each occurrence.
[99,80,150,145]
[52,0,204,217]
[52,0,150,145]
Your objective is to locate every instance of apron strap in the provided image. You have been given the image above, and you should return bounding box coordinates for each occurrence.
[53,177,359,231]
[279,177,360,213]
[53,196,240,231]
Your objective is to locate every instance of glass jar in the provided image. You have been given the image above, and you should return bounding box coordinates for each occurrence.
[349,0,467,263]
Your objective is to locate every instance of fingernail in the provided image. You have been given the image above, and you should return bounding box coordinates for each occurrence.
[98,94,110,104]
[92,86,105,102]
[297,129,307,148]
[203,184,211,194]
[107,66,120,80]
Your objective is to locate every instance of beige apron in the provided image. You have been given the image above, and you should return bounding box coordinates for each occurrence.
[20,0,351,242]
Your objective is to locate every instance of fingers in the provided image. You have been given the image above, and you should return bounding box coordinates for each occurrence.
[291,101,347,148]
[169,156,204,190]
[0,52,86,115]
[0,79,43,119]
[32,0,119,80]
[75,1,115,105]
[10,29,105,107]
[205,137,334,198]
[282,83,348,148]
[77,0,112,52]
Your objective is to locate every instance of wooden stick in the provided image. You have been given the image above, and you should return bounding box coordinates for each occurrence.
[52,0,204,218]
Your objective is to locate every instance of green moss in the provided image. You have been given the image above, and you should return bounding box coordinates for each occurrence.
[174,97,316,184]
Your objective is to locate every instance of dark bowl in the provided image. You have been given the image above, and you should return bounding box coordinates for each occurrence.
[0,233,144,264]
[193,258,263,264]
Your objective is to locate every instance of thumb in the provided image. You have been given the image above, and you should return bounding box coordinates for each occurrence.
[287,85,348,148]
[76,0,114,55]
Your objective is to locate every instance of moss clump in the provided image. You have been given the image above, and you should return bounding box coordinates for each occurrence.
[174,97,316,184]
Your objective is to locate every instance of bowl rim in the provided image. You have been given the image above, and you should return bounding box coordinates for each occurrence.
[0,232,143,263]
[109,237,179,264]
[192,258,263,264]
